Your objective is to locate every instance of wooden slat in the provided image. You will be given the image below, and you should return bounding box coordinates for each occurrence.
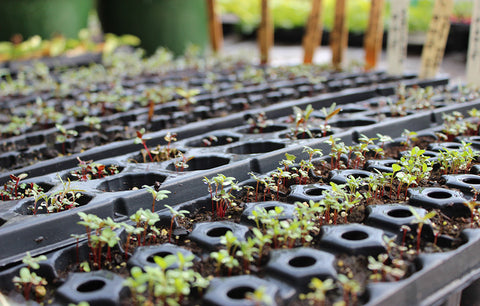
[467,0,480,85]
[258,0,273,65]
[364,0,385,70]
[330,0,348,70]
[419,0,454,79]
[206,0,223,52]
[303,0,324,64]
[387,0,409,75]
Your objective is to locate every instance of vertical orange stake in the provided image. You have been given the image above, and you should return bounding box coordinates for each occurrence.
[258,0,273,65]
[364,0,385,70]
[303,0,324,64]
[419,0,454,79]
[206,0,223,53]
[330,0,348,70]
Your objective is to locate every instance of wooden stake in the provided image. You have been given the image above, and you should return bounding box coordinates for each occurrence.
[303,0,324,64]
[330,0,348,70]
[364,0,385,70]
[387,0,409,75]
[258,0,273,65]
[467,0,480,86]
[206,0,223,52]
[419,0,454,79]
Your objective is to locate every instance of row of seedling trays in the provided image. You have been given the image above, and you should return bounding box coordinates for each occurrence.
[3,68,480,305]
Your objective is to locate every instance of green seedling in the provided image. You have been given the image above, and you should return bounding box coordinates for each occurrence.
[291,104,314,139]
[324,136,348,169]
[143,183,170,211]
[0,173,42,201]
[368,254,406,282]
[463,200,480,227]
[129,208,160,247]
[72,157,119,181]
[300,277,335,306]
[122,223,144,261]
[176,87,200,111]
[55,123,78,155]
[409,207,436,253]
[247,112,272,134]
[174,152,194,172]
[320,102,341,137]
[164,205,189,243]
[77,212,121,268]
[83,116,101,130]
[210,249,239,276]
[124,252,208,305]
[134,128,153,162]
[245,286,273,306]
[236,237,258,272]
[203,174,242,218]
[401,129,418,148]
[36,177,84,214]
[337,274,362,306]
[12,252,48,302]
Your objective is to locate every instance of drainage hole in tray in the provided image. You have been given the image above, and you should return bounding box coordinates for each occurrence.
[227,286,255,300]
[147,252,173,263]
[461,177,480,185]
[387,209,413,218]
[341,230,369,241]
[288,256,317,268]
[77,280,106,293]
[427,191,453,199]
[207,227,232,237]
[305,188,327,196]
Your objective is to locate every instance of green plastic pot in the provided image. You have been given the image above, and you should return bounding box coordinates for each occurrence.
[96,0,208,55]
[0,0,93,41]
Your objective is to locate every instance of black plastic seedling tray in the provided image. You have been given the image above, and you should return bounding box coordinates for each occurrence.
[3,72,480,305]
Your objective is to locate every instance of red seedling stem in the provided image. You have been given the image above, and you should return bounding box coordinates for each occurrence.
[168,217,175,243]
[416,225,423,254]
[124,235,131,261]
[136,131,153,162]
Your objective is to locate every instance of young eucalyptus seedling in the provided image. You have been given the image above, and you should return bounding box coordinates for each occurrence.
[409,207,436,253]
[300,277,335,306]
[143,183,170,212]
[134,128,153,162]
[13,252,48,302]
[164,204,189,243]
[55,123,78,155]
[320,102,341,137]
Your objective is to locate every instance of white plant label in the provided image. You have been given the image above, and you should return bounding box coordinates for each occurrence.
[419,0,454,79]
[467,0,480,85]
[387,0,408,75]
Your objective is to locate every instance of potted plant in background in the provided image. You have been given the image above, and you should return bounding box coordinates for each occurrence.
[96,0,209,55]
[0,0,93,41]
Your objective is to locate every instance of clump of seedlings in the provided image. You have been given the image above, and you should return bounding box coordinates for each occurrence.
[69,157,120,181]
[289,104,314,139]
[12,252,48,303]
[203,174,242,218]
[436,142,478,174]
[32,177,84,214]
[247,112,273,134]
[0,173,43,201]
[320,102,341,137]
[176,87,200,112]
[143,182,170,211]
[55,123,78,155]
[124,253,209,305]
[77,212,121,269]
[134,130,181,163]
